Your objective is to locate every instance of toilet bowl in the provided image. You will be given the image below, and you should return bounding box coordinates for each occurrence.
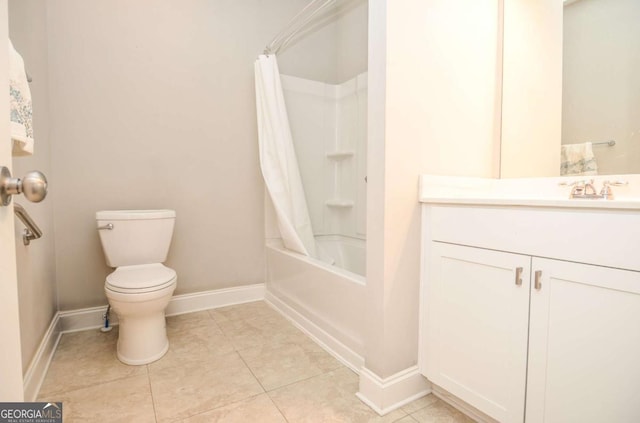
[96,210,177,365]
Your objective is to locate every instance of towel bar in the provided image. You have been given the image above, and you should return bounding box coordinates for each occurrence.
[592,140,615,146]
[14,203,42,246]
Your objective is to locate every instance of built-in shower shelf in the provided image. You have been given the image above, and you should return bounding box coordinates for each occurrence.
[326,199,354,208]
[326,151,354,160]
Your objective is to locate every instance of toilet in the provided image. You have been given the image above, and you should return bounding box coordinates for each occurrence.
[96,209,177,365]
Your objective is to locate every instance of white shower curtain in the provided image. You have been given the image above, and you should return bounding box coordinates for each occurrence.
[254,54,316,257]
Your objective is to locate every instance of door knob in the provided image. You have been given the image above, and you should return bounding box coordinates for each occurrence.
[0,166,48,206]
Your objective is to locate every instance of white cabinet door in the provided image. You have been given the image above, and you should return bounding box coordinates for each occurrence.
[425,242,531,423]
[527,258,640,423]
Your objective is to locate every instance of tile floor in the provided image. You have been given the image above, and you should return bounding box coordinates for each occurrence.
[39,301,473,423]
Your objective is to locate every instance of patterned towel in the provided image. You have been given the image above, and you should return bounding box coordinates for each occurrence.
[560,142,597,176]
[9,39,33,156]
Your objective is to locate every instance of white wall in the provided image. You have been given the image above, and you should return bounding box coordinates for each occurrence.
[562,0,640,175]
[501,0,562,178]
[364,0,501,379]
[8,0,57,375]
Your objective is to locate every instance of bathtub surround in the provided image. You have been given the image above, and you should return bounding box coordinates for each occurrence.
[281,72,368,240]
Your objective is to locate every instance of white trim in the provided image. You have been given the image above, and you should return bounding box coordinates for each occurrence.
[356,366,431,416]
[165,284,265,316]
[59,305,118,333]
[265,291,364,373]
[23,314,62,401]
[58,284,266,333]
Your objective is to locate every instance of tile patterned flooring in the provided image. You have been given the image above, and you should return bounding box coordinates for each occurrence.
[39,301,473,422]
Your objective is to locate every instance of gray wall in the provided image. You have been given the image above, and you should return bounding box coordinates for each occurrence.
[9,0,57,374]
[45,0,341,311]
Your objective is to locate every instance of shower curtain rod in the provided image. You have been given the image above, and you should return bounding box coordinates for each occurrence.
[264,0,337,55]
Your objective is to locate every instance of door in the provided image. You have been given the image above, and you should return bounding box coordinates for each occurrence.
[0,0,25,401]
[527,258,640,422]
[425,242,530,423]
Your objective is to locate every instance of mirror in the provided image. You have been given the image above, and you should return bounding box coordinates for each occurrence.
[561,0,640,176]
[500,0,639,178]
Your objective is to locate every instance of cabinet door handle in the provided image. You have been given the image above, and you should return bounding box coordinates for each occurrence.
[534,270,542,291]
[515,267,523,286]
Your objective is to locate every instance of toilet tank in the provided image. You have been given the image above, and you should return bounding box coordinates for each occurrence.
[96,210,176,267]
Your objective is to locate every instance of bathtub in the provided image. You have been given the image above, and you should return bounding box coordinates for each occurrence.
[315,235,366,277]
[265,235,366,370]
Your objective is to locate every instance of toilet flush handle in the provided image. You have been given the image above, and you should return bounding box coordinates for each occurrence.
[97,223,114,230]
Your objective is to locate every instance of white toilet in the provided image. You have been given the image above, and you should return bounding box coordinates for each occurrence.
[96,209,177,365]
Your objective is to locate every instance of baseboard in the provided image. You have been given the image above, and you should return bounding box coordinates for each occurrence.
[165,284,265,316]
[23,313,62,401]
[58,283,266,333]
[58,305,118,333]
[265,291,364,373]
[356,365,431,416]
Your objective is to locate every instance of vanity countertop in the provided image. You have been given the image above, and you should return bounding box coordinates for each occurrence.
[419,175,640,210]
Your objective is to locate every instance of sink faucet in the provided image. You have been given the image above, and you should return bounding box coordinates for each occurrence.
[567,180,586,198]
[584,179,598,196]
[599,180,629,200]
[564,179,628,200]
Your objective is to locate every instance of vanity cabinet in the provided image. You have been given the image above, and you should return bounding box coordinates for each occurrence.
[419,201,640,423]
[526,258,640,423]
[426,242,530,421]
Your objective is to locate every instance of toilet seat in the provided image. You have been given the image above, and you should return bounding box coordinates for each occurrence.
[106,263,176,294]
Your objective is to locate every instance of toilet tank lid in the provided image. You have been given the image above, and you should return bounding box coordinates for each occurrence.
[96,209,176,220]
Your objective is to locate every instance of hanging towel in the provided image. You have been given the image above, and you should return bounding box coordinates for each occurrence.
[560,142,597,176]
[9,39,34,156]
[255,54,316,257]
